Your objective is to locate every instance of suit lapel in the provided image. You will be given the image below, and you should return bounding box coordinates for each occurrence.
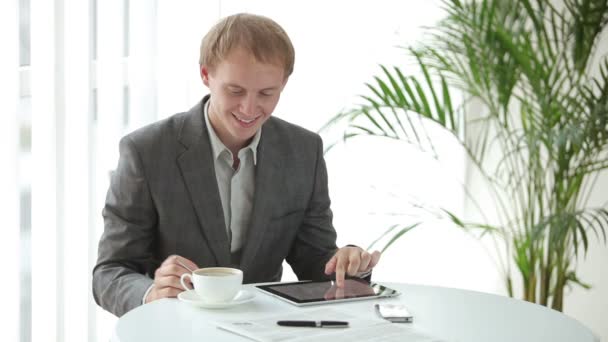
[177,98,231,266]
[240,124,284,274]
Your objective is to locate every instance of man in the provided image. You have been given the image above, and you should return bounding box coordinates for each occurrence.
[93,13,381,317]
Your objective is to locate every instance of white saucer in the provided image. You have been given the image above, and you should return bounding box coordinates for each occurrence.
[178,290,255,309]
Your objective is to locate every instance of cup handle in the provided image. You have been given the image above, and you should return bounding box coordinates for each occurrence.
[180,273,193,291]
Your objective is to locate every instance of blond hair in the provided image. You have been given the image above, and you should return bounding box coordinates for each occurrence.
[200,13,295,77]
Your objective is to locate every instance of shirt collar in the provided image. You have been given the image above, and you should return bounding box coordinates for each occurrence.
[203,99,261,165]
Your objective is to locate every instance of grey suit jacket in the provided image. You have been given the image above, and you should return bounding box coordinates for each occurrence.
[92,96,338,317]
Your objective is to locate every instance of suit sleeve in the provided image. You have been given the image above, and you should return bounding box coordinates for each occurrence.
[286,135,338,280]
[92,136,158,317]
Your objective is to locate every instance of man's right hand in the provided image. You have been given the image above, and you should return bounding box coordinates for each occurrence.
[144,255,199,303]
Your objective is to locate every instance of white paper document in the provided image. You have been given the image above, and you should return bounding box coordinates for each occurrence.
[215,308,444,342]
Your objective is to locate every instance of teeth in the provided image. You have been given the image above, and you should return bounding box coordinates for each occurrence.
[233,114,257,124]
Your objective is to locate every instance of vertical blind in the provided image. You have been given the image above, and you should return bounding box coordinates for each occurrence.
[13,0,218,340]
[0,0,20,341]
[30,0,60,341]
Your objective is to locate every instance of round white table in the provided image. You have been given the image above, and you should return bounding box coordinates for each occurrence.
[112,283,598,341]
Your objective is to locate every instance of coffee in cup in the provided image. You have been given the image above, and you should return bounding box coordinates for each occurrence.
[180,267,243,303]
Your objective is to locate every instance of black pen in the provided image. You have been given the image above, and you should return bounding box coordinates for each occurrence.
[277,320,349,328]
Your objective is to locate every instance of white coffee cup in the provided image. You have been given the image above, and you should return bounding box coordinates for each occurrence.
[180,267,243,303]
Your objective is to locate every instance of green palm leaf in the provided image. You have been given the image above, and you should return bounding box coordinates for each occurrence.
[324,0,608,311]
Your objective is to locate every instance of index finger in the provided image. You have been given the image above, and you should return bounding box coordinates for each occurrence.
[368,251,381,270]
[163,255,199,273]
[334,256,347,288]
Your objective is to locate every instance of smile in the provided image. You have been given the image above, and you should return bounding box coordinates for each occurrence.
[232,113,260,124]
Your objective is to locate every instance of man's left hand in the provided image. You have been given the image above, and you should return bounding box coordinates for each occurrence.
[324,246,381,287]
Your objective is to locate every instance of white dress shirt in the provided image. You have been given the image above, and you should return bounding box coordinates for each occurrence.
[203,100,261,253]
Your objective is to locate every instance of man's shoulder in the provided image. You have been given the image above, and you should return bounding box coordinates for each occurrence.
[117,110,198,162]
[124,99,205,148]
[123,111,190,146]
[265,116,321,143]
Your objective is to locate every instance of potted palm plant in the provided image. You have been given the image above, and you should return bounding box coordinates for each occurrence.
[325,0,608,311]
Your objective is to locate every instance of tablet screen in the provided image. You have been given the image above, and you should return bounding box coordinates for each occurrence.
[256,279,400,305]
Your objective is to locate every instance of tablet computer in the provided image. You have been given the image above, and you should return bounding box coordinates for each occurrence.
[255,279,400,306]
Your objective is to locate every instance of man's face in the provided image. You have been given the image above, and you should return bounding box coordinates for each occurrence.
[201,47,287,152]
